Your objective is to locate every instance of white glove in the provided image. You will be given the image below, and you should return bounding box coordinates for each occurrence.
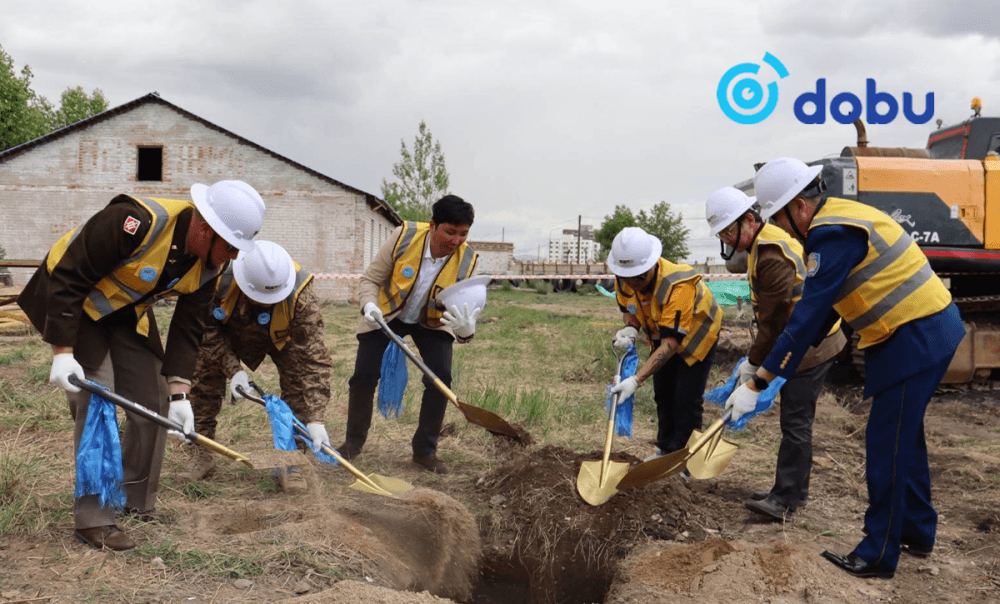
[306,422,330,453]
[613,326,638,349]
[362,302,383,325]
[50,352,84,393]
[738,359,759,386]
[725,382,760,422]
[610,376,639,400]
[441,303,481,339]
[167,399,195,440]
[229,370,251,400]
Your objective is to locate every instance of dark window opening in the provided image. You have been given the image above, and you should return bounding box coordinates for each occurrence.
[989,134,1000,156]
[137,147,163,181]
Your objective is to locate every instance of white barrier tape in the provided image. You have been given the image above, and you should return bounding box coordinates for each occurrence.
[312,273,746,281]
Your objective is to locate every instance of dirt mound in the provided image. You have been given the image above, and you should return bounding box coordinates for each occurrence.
[471,445,716,604]
[610,539,888,604]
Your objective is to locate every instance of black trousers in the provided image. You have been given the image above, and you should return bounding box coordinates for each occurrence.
[768,357,834,508]
[653,342,717,453]
[345,320,453,456]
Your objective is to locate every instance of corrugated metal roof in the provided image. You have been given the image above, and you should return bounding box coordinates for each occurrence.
[0,92,401,225]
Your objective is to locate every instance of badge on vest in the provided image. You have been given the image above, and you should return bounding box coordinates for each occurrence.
[806,253,821,277]
[258,312,271,325]
[139,267,158,282]
[212,307,227,320]
[401,265,415,279]
[123,216,141,235]
[627,303,637,315]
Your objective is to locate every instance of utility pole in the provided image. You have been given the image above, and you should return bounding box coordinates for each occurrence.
[576,215,582,263]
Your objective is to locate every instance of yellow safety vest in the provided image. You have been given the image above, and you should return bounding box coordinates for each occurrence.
[749,223,842,338]
[46,196,222,336]
[615,258,722,365]
[213,262,313,350]
[809,197,952,348]
[378,221,479,327]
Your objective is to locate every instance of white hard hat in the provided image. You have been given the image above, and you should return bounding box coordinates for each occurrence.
[705,187,756,236]
[233,240,296,304]
[190,180,266,251]
[607,227,662,278]
[753,158,823,220]
[438,275,492,313]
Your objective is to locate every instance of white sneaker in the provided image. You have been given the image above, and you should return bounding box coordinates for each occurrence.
[643,448,667,462]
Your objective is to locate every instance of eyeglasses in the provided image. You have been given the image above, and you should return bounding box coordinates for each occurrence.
[210,233,238,255]
[716,221,739,241]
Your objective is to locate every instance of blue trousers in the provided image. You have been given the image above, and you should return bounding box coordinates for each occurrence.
[852,352,953,570]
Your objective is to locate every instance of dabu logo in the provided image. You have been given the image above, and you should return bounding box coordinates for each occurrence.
[717,53,935,125]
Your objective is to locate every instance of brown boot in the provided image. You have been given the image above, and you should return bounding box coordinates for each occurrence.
[75,525,136,551]
[179,444,216,482]
[279,467,308,495]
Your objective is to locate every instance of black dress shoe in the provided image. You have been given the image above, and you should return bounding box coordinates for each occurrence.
[821,551,894,579]
[751,490,807,508]
[412,453,448,474]
[744,495,792,521]
[900,539,934,558]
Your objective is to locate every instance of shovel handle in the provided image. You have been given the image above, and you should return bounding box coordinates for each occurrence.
[69,375,253,467]
[373,315,459,406]
[236,383,392,495]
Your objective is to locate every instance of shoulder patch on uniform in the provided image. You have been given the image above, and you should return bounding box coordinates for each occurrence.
[123,215,141,235]
[806,253,821,277]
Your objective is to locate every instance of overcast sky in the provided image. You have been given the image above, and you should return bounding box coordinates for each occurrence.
[3,1,999,265]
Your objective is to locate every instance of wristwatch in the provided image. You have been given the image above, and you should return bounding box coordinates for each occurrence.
[169,392,190,402]
[752,375,770,391]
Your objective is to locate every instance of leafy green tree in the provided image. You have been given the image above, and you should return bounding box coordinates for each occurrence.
[595,205,636,261]
[381,120,450,222]
[596,201,689,262]
[50,86,108,130]
[636,201,689,261]
[0,45,51,151]
[1,44,108,151]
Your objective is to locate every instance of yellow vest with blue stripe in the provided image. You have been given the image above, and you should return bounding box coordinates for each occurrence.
[212,262,313,350]
[378,221,479,327]
[615,258,722,365]
[45,196,222,337]
[809,197,952,349]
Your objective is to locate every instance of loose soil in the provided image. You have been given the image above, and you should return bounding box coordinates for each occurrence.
[1,315,998,604]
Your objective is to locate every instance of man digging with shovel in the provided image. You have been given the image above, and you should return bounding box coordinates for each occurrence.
[607,227,723,468]
[705,187,846,521]
[18,180,265,550]
[339,195,480,475]
[180,240,333,494]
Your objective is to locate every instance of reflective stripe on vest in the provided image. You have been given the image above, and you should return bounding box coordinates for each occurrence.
[214,262,313,350]
[615,258,722,365]
[810,197,951,348]
[46,196,221,336]
[378,221,479,326]
[748,223,805,315]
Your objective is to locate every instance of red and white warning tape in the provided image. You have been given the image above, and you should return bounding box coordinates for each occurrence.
[312,273,746,281]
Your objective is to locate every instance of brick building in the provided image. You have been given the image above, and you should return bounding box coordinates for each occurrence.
[467,241,513,276]
[0,92,399,302]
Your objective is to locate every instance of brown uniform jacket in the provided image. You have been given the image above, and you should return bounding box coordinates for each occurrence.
[748,245,846,370]
[17,195,216,378]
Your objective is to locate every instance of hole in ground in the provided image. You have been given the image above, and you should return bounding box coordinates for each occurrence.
[469,550,614,604]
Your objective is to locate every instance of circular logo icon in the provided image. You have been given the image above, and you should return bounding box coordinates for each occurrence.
[212,307,227,320]
[402,265,415,279]
[139,267,158,282]
[258,312,271,325]
[717,52,789,125]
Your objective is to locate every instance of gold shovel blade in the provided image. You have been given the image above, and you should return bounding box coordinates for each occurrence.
[349,474,414,496]
[576,460,631,506]
[614,449,689,490]
[684,428,738,479]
